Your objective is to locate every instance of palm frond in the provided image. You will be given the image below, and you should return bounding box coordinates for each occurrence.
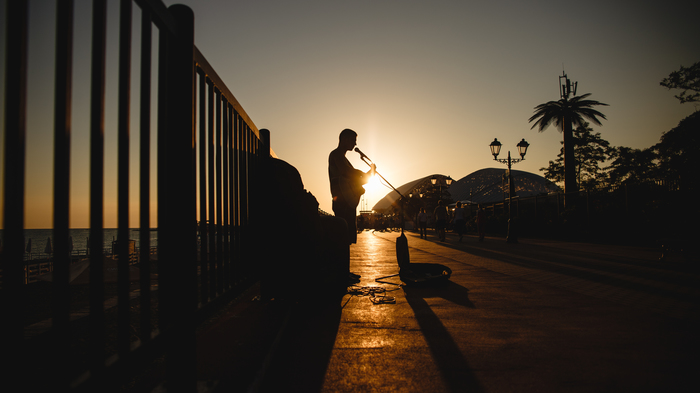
[529,100,565,132]
[529,93,608,132]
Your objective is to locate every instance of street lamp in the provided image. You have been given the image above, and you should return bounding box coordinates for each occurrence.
[489,138,529,243]
[430,175,453,202]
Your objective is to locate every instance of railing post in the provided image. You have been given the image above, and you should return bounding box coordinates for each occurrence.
[158,4,197,391]
[2,0,28,383]
[52,1,74,387]
[260,128,271,158]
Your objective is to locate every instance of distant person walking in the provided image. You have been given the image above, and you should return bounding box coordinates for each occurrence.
[453,201,466,242]
[434,200,448,242]
[476,205,486,242]
[418,208,428,239]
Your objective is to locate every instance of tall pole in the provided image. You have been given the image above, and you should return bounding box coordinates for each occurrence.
[490,138,529,244]
[560,71,577,197]
[506,152,517,243]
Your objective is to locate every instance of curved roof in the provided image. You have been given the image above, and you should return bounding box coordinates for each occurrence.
[371,174,452,212]
[371,169,560,211]
[449,168,560,204]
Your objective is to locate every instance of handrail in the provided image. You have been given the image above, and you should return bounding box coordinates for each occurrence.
[194,47,277,158]
[135,0,177,33]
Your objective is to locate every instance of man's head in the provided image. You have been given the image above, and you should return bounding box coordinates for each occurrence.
[338,128,357,151]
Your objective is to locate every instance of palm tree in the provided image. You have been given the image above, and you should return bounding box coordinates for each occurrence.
[529,93,608,194]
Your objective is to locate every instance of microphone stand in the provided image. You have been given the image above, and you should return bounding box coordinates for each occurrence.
[357,152,409,286]
[357,149,454,289]
[357,153,406,233]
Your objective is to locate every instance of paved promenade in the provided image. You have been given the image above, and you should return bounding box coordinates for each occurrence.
[197,230,699,393]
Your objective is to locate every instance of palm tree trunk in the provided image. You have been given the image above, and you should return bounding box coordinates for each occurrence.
[563,117,577,195]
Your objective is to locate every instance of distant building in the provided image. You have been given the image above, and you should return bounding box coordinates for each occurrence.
[372,168,560,212]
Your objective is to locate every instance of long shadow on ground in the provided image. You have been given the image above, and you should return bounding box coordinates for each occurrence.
[254,300,342,393]
[404,280,484,393]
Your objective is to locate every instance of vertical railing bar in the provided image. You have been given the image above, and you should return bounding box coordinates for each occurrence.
[117,0,132,359]
[206,78,216,301]
[239,123,245,228]
[238,114,245,279]
[215,88,223,295]
[159,5,197,389]
[240,124,249,276]
[138,6,153,344]
[1,0,28,379]
[197,68,208,304]
[242,124,249,226]
[53,0,74,387]
[133,0,177,34]
[232,111,241,278]
[251,126,259,280]
[156,0,168,341]
[228,105,236,285]
[248,124,253,218]
[222,101,230,290]
[250,126,259,279]
[89,0,107,377]
[249,125,256,277]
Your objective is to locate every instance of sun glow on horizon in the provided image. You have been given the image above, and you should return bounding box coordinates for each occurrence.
[363,173,382,192]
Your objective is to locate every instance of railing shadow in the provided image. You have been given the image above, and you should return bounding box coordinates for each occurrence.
[256,301,343,392]
[403,281,484,393]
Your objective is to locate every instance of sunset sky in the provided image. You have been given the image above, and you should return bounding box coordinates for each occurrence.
[1,0,699,228]
[165,0,699,214]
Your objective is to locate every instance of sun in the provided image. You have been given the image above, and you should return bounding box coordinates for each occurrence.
[361,174,391,211]
[363,173,382,192]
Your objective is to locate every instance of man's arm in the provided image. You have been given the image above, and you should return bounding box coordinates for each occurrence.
[330,149,370,182]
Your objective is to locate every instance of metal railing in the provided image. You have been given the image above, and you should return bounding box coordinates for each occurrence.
[2,1,269,390]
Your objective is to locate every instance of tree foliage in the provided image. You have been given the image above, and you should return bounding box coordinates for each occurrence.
[606,146,658,186]
[660,61,700,104]
[540,123,612,191]
[654,111,700,188]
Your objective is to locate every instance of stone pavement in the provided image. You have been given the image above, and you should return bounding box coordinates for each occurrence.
[200,230,700,393]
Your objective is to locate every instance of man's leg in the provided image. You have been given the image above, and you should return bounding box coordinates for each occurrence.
[332,199,357,244]
[319,215,350,293]
[333,200,360,281]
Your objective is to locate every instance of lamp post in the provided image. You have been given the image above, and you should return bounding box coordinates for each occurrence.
[489,138,529,243]
[430,175,453,203]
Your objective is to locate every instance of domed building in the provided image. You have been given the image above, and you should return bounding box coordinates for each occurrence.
[449,168,561,204]
[372,168,560,212]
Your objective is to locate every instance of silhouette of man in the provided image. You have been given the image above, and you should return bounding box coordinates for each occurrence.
[329,129,375,279]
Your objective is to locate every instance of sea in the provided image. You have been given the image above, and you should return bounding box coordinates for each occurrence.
[0,228,158,257]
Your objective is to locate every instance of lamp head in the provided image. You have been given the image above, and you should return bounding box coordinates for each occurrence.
[489,138,502,159]
[517,138,529,159]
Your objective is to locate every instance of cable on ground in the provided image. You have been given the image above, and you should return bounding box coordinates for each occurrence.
[346,284,399,304]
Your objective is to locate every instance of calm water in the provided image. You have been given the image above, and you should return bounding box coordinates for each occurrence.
[0,228,158,256]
